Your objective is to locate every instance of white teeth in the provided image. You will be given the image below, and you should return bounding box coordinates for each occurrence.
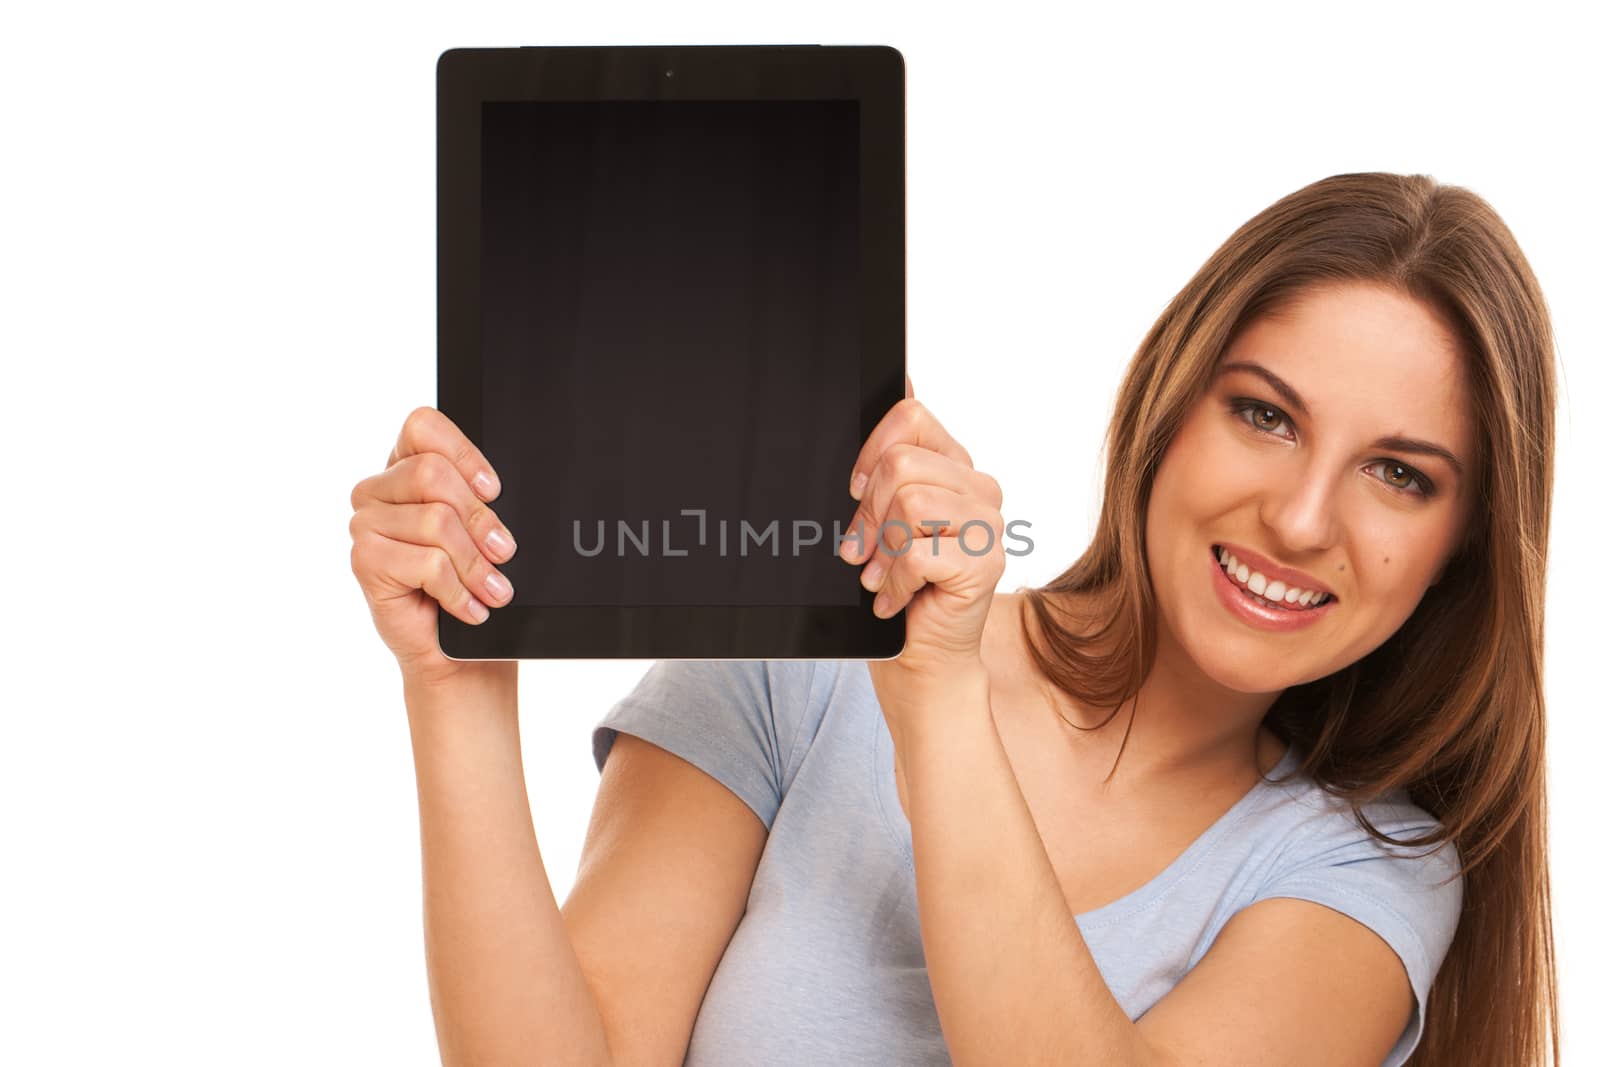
[1215,547,1331,608]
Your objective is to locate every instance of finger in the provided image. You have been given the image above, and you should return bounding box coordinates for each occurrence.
[355,531,495,626]
[351,500,515,610]
[867,523,1007,618]
[843,446,1002,564]
[905,372,915,398]
[387,406,502,502]
[847,461,964,565]
[351,453,518,566]
[849,398,973,502]
[858,482,967,583]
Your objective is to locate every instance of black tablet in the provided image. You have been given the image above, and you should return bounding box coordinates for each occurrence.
[436,45,905,660]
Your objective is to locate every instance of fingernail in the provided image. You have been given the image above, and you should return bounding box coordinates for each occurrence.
[486,526,516,561]
[849,471,868,500]
[466,597,489,623]
[473,471,499,498]
[485,571,513,602]
[873,592,890,617]
[862,559,885,591]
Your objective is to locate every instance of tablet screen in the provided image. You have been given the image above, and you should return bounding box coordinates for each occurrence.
[480,100,864,607]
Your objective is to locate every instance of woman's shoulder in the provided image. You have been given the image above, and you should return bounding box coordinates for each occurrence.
[1217,750,1465,1067]
[1240,745,1464,952]
[1252,746,1446,833]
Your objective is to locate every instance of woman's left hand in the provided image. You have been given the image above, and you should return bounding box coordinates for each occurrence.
[842,380,1007,732]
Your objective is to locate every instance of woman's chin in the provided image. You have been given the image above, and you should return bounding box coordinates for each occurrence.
[1175,624,1312,695]
[1199,658,1293,695]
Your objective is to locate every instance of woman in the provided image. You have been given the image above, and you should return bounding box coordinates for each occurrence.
[347,171,1559,1065]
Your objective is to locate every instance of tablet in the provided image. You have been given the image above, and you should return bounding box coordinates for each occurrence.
[436,45,905,660]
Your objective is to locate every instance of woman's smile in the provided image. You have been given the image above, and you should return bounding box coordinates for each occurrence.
[1208,542,1338,632]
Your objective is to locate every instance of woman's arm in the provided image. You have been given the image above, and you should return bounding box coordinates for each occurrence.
[894,666,1156,1066]
[353,408,766,1063]
[897,667,1412,1067]
[405,668,612,1066]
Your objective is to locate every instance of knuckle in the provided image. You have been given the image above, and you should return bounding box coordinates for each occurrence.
[893,482,931,518]
[398,408,435,454]
[420,500,454,543]
[404,405,436,438]
[414,451,452,494]
[426,545,453,584]
[883,443,916,478]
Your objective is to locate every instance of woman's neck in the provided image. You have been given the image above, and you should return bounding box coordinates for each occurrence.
[982,591,1288,793]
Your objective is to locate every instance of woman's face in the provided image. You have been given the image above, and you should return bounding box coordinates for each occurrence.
[1145,280,1478,694]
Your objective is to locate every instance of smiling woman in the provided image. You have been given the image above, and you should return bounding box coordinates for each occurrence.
[351,169,1560,1067]
[1151,281,1479,673]
[1020,172,1558,1066]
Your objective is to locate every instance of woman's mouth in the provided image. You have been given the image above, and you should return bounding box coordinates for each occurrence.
[1209,544,1338,631]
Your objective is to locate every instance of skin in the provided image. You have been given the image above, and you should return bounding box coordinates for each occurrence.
[1123,279,1476,783]
[850,280,1478,1063]
[349,279,1479,1064]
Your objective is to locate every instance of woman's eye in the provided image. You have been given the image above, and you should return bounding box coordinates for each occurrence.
[1228,398,1439,501]
[1368,461,1437,499]
[1228,398,1294,440]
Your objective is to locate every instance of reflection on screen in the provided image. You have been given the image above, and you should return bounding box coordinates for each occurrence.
[480,100,863,606]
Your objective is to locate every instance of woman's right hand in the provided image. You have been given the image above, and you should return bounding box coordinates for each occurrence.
[348,406,518,689]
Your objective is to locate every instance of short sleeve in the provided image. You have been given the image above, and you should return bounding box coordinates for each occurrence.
[590,659,824,831]
[1250,796,1463,1066]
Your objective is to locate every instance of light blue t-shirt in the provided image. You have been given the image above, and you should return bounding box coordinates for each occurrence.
[591,658,1462,1066]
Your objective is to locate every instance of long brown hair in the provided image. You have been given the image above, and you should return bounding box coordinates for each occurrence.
[1019,172,1558,1065]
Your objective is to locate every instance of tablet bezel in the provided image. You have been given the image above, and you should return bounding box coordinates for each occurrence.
[436,44,905,660]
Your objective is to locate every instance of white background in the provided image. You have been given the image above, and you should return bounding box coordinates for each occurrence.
[3,2,1593,1063]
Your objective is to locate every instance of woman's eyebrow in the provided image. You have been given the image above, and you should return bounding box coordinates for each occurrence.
[1215,360,1312,416]
[1371,434,1465,479]
[1214,360,1465,478]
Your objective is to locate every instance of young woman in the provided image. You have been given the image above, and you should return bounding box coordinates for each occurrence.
[348,171,1559,1065]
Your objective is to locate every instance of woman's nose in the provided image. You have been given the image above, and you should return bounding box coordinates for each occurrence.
[1257,464,1341,554]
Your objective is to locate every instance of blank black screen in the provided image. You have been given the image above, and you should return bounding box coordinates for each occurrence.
[479,100,863,606]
